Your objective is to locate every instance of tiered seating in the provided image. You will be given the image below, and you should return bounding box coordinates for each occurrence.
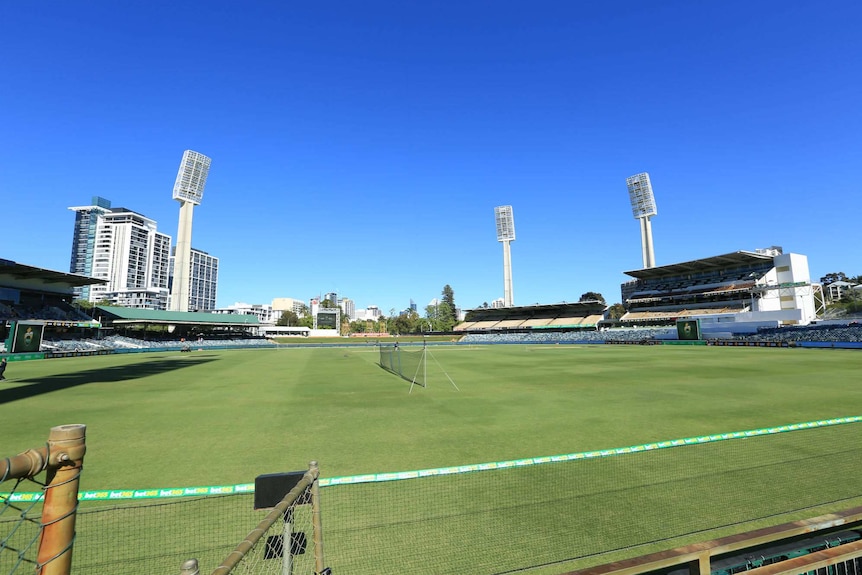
[520,318,553,327]
[453,321,478,332]
[547,316,583,326]
[495,319,526,328]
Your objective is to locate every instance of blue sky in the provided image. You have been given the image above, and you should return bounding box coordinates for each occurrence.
[2,1,860,313]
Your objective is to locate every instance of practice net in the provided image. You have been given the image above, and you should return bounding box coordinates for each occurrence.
[378,344,426,387]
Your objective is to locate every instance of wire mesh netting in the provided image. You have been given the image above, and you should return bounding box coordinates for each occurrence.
[68,494,256,574]
[0,478,44,575]
[5,421,862,575]
[208,500,318,575]
[321,422,862,574]
[378,344,425,387]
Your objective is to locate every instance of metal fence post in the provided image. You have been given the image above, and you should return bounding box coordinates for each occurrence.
[309,461,327,575]
[36,424,87,575]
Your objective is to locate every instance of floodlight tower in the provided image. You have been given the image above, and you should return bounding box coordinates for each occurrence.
[626,172,657,269]
[494,205,515,307]
[169,150,211,311]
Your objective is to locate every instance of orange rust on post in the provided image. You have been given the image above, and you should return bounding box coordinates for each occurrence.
[0,447,49,483]
[36,424,86,575]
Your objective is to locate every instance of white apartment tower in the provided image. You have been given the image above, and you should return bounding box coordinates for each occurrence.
[340,297,355,321]
[69,196,112,301]
[82,205,172,308]
[169,247,219,311]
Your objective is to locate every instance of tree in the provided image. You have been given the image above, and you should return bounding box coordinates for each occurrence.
[820,272,848,285]
[606,303,626,319]
[442,285,456,314]
[579,292,605,304]
[277,310,299,326]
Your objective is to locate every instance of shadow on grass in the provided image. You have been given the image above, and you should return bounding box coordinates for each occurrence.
[0,355,220,404]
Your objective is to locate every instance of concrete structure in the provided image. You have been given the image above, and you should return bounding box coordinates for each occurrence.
[272,297,307,318]
[626,172,658,269]
[620,247,819,334]
[169,150,211,312]
[340,297,355,321]
[170,247,219,311]
[494,205,515,307]
[76,204,172,309]
[68,196,112,301]
[826,281,859,303]
[212,302,274,324]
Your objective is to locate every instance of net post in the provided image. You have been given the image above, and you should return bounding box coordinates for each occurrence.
[309,460,328,574]
[36,423,86,575]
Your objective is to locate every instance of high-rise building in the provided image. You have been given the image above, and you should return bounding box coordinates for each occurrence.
[170,150,212,312]
[68,196,112,301]
[80,204,172,309]
[169,247,219,311]
[340,297,355,321]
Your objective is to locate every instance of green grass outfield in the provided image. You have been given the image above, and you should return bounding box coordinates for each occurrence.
[1,343,861,491]
[4,344,862,574]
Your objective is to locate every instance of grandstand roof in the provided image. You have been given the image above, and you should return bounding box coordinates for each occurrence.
[464,301,606,322]
[95,306,261,327]
[624,251,775,280]
[0,259,106,291]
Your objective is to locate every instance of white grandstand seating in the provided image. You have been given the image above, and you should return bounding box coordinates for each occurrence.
[495,319,526,328]
[519,318,554,327]
[469,320,501,330]
[453,321,477,332]
[547,316,584,326]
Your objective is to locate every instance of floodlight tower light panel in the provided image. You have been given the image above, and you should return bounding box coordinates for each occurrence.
[626,172,657,219]
[172,150,212,205]
[494,205,515,242]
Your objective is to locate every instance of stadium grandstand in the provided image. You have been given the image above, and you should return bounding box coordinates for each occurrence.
[456,301,607,334]
[1,259,269,356]
[0,259,105,351]
[620,247,824,337]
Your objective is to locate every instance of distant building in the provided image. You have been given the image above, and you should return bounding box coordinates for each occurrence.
[212,302,274,324]
[324,292,338,306]
[68,196,112,301]
[169,247,219,311]
[826,281,858,303]
[272,297,307,318]
[360,305,381,320]
[69,200,172,309]
[340,297,355,321]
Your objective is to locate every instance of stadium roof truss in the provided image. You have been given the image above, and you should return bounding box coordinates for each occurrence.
[0,259,106,293]
[623,251,775,280]
[95,306,261,327]
[464,301,607,324]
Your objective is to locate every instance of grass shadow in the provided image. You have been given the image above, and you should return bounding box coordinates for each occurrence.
[0,356,220,404]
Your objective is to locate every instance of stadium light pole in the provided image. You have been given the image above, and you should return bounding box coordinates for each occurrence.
[170,150,212,312]
[494,205,515,307]
[626,172,657,269]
